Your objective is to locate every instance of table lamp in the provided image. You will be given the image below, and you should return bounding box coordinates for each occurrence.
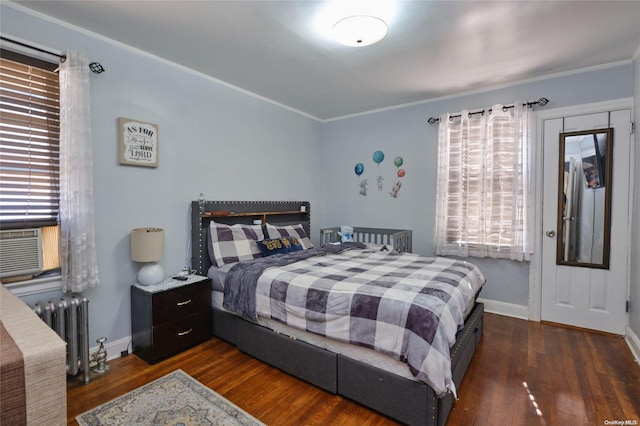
[131,227,164,285]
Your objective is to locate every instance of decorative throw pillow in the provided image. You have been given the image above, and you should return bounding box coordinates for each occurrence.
[256,236,304,257]
[265,223,313,250]
[208,221,265,267]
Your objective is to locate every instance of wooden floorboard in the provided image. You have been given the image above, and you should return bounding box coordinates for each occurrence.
[67,313,640,425]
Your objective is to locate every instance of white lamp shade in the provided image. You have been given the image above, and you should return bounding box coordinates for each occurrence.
[131,228,164,262]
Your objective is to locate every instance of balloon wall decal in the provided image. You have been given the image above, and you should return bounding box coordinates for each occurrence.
[354,162,368,195]
[390,156,405,198]
[372,150,385,191]
[352,152,406,198]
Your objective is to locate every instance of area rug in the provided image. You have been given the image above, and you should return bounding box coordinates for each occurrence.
[76,369,264,426]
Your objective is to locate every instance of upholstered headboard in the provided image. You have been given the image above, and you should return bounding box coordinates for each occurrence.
[190,200,311,276]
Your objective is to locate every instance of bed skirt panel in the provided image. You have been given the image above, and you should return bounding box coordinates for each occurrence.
[213,308,237,345]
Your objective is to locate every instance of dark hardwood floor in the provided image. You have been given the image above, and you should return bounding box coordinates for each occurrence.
[67,313,640,425]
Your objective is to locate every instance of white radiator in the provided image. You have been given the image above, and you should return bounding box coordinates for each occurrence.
[33,296,91,384]
[0,228,43,278]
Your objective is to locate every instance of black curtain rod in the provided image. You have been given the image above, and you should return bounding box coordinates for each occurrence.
[1,36,105,74]
[426,97,549,125]
[1,36,65,60]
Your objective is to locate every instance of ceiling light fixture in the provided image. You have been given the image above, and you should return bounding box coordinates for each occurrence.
[331,15,388,47]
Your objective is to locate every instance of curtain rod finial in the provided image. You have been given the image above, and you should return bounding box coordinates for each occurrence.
[89,62,105,74]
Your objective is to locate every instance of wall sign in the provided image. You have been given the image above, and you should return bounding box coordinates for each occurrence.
[118,117,158,168]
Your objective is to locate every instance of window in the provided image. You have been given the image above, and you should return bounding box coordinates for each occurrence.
[0,49,61,282]
[434,103,531,261]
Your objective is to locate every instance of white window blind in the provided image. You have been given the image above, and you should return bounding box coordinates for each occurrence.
[434,103,532,261]
[0,52,60,229]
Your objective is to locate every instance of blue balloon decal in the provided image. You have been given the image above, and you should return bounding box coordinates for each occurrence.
[372,151,385,191]
[354,163,368,196]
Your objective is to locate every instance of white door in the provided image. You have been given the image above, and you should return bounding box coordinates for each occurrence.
[540,108,631,335]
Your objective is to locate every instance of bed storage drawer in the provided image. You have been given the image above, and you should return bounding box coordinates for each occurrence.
[438,302,484,426]
[236,318,337,393]
[448,303,483,388]
[474,305,484,346]
[458,302,483,353]
[337,355,436,426]
[437,330,476,426]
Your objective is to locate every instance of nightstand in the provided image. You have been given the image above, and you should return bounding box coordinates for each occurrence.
[131,275,212,364]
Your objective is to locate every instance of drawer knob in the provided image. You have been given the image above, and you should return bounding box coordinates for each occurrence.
[177,328,193,336]
[176,299,192,306]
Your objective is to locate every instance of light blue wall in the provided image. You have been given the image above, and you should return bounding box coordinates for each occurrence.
[2,5,323,344]
[322,64,635,308]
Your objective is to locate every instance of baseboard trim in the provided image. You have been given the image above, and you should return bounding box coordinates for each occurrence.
[477,298,529,320]
[625,326,640,365]
[96,301,528,361]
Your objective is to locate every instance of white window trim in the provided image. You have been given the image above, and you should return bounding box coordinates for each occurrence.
[4,274,62,297]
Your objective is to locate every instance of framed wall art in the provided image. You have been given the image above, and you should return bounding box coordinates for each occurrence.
[118,117,159,168]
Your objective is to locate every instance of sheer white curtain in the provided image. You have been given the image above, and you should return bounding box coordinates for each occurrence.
[434,103,532,261]
[59,51,100,293]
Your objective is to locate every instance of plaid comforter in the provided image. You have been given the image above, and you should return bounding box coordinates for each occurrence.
[223,244,485,397]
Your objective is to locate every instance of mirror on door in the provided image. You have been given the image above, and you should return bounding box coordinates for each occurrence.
[556,128,613,269]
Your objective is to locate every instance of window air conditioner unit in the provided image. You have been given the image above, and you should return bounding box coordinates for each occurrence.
[0,228,43,278]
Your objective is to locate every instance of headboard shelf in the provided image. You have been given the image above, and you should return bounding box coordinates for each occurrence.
[202,210,306,223]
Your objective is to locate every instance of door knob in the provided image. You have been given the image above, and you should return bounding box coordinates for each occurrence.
[545,230,556,238]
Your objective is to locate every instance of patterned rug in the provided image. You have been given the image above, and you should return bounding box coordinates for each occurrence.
[76,369,264,426]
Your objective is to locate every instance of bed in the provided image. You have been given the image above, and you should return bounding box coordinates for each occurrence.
[191,200,485,426]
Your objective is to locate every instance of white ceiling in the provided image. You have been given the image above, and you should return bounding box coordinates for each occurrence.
[9,1,640,121]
